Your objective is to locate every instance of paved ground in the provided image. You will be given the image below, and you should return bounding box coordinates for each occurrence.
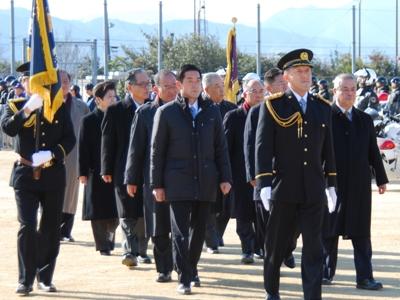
[0,150,399,299]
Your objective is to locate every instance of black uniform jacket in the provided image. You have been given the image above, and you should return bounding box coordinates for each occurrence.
[78,108,117,220]
[224,106,255,221]
[1,97,76,191]
[150,95,232,203]
[244,103,261,201]
[255,90,336,204]
[326,104,388,238]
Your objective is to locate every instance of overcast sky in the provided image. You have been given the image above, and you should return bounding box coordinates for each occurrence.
[1,0,354,26]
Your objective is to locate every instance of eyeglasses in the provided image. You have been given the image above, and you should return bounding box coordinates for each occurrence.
[134,81,152,88]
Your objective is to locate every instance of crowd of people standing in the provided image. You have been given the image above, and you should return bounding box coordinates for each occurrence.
[0,47,389,300]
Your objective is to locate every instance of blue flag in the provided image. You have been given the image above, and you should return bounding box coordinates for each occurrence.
[28,0,63,123]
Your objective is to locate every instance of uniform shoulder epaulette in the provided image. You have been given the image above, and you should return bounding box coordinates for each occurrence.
[314,93,331,106]
[265,92,284,102]
[7,97,27,114]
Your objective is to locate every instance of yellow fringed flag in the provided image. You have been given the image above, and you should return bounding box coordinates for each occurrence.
[224,25,240,103]
[28,0,63,123]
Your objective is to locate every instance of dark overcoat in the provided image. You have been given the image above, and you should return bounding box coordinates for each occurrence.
[244,103,261,201]
[255,91,337,204]
[150,95,232,203]
[78,108,117,220]
[124,99,170,237]
[101,95,143,218]
[224,106,255,221]
[325,104,388,238]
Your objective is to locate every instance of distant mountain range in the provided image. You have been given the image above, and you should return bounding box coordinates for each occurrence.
[0,3,398,65]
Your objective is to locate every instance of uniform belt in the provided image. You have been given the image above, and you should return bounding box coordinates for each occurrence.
[17,156,54,169]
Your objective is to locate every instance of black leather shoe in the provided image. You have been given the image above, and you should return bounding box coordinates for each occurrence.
[121,253,138,267]
[37,282,57,292]
[322,278,333,285]
[156,272,172,283]
[191,275,201,287]
[356,279,383,290]
[177,283,191,295]
[265,293,280,300]
[100,250,111,256]
[137,254,152,264]
[283,254,296,269]
[241,253,254,264]
[16,284,32,295]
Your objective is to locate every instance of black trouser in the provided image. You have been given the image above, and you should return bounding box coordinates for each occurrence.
[134,217,150,256]
[215,211,230,245]
[264,200,324,300]
[15,188,64,286]
[323,236,373,283]
[204,210,219,249]
[236,218,256,255]
[90,218,119,251]
[153,234,173,274]
[170,201,210,286]
[255,201,269,253]
[60,212,74,238]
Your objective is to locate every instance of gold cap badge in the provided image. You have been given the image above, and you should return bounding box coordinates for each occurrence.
[300,52,309,60]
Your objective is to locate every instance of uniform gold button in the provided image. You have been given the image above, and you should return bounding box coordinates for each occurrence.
[304,121,308,125]
[322,123,325,127]
[304,162,307,165]
[41,121,44,125]
[304,134,308,138]
[304,148,308,152]
[55,120,59,124]
[42,132,45,136]
[42,143,46,147]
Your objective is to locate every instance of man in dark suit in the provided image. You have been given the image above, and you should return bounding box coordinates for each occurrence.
[322,73,388,290]
[255,49,337,300]
[125,70,178,282]
[150,64,232,295]
[202,72,236,253]
[244,67,297,268]
[224,79,265,264]
[78,81,118,256]
[101,68,151,267]
[1,63,76,295]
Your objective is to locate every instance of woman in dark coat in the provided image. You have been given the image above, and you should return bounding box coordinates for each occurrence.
[78,81,118,255]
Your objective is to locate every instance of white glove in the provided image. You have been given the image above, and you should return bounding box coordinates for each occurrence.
[260,187,271,211]
[23,94,43,112]
[32,150,52,167]
[325,187,337,213]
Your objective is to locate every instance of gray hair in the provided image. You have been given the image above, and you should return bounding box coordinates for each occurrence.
[154,69,176,87]
[243,79,263,92]
[333,73,356,89]
[202,72,222,88]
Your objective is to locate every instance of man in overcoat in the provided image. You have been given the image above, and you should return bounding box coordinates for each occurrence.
[150,64,232,295]
[101,69,151,267]
[125,70,178,282]
[202,72,236,253]
[322,73,388,290]
[255,49,337,300]
[224,79,265,263]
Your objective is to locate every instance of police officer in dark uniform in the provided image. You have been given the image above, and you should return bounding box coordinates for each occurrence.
[385,77,400,116]
[0,62,76,295]
[255,49,337,300]
[355,70,380,111]
[318,79,332,102]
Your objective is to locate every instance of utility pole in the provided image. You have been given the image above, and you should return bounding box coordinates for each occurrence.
[193,0,196,35]
[256,3,261,77]
[352,4,356,73]
[358,0,361,60]
[158,1,163,71]
[10,0,16,75]
[92,39,98,84]
[396,0,398,75]
[104,0,110,79]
